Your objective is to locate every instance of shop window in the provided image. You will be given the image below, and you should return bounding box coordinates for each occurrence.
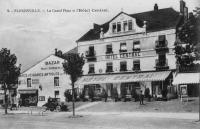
[120,61,127,71]
[27,78,31,87]
[88,64,95,74]
[112,23,116,33]
[133,60,140,71]
[54,77,59,86]
[38,96,45,101]
[55,91,59,98]
[106,44,113,54]
[123,21,128,31]
[133,41,141,51]
[117,22,121,32]
[128,20,132,30]
[120,43,127,52]
[106,62,113,73]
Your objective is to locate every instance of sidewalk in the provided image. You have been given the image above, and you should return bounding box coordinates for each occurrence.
[0,108,199,120]
[75,111,199,120]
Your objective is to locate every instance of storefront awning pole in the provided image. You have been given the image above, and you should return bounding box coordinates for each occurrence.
[199,83,200,121]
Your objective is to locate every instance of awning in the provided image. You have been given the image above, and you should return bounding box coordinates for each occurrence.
[76,71,171,85]
[18,89,38,94]
[172,73,200,85]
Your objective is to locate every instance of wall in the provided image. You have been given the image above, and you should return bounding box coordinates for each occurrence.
[78,29,176,75]
[18,55,71,106]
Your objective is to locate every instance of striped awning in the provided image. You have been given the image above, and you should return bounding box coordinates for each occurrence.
[76,71,171,85]
[172,73,200,85]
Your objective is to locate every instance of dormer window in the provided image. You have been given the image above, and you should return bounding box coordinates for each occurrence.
[128,20,132,30]
[123,21,128,31]
[117,22,121,32]
[112,23,116,33]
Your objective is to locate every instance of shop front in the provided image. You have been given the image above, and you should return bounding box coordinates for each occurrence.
[76,71,172,100]
[18,89,38,106]
[173,73,200,97]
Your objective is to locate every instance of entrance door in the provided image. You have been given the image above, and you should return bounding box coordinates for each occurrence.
[106,84,113,97]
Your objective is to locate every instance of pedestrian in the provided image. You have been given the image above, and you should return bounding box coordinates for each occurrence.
[18,98,22,108]
[139,90,144,105]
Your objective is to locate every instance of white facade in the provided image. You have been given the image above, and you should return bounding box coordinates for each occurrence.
[78,13,177,75]
[76,8,181,99]
[18,55,71,106]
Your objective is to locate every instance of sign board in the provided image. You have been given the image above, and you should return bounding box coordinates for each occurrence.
[180,85,188,102]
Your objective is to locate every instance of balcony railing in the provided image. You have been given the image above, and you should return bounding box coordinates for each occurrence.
[155,59,169,71]
[155,40,169,54]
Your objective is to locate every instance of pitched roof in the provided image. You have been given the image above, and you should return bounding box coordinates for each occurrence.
[63,47,78,56]
[77,8,182,42]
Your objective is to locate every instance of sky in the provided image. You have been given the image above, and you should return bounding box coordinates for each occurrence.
[0,0,199,72]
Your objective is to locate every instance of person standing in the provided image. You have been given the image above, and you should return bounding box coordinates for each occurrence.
[139,90,144,105]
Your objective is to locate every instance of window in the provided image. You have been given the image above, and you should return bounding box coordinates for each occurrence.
[88,64,95,74]
[158,35,166,46]
[123,21,128,31]
[106,44,113,54]
[55,91,59,98]
[88,46,95,56]
[112,23,116,33]
[120,61,127,71]
[27,78,31,87]
[128,20,132,30]
[133,41,140,51]
[117,22,121,32]
[54,77,59,86]
[133,60,140,71]
[120,43,127,52]
[106,62,113,72]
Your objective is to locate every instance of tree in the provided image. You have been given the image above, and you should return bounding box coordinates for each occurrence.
[0,48,21,114]
[175,8,200,72]
[62,53,84,116]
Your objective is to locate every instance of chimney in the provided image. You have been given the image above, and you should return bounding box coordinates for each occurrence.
[143,21,147,35]
[100,28,104,39]
[180,0,185,15]
[154,4,158,11]
[55,48,57,56]
[184,7,188,21]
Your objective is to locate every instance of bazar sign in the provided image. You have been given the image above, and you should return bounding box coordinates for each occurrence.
[45,60,60,65]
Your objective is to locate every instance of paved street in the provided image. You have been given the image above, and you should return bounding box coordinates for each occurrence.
[0,109,200,129]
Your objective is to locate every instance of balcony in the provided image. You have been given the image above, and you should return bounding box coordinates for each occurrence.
[155,59,169,71]
[85,50,96,62]
[155,40,169,54]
